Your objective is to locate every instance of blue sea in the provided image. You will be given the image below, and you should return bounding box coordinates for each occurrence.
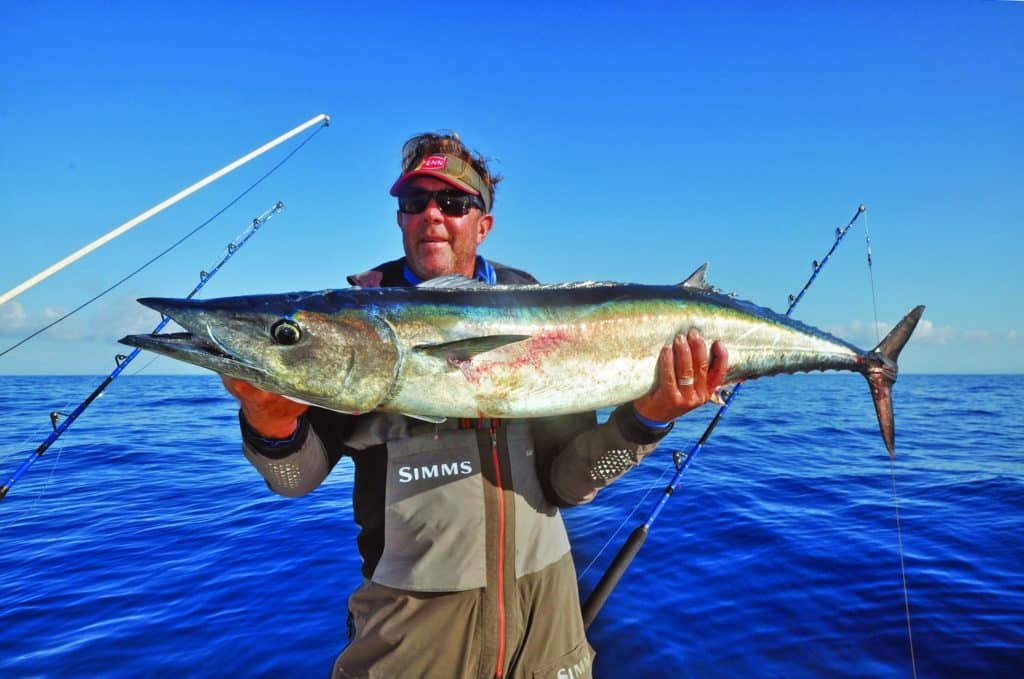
[1,374,1021,677]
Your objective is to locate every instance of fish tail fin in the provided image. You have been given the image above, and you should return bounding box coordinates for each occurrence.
[863,305,926,458]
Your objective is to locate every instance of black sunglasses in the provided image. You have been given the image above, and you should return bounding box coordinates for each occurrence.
[398,189,485,216]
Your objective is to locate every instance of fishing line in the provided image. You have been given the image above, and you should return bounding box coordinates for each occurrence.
[27,439,67,516]
[890,460,918,679]
[0,122,326,360]
[0,395,75,527]
[864,211,882,344]
[2,416,54,483]
[862,211,918,677]
[577,451,677,581]
[2,392,72,468]
[128,353,163,377]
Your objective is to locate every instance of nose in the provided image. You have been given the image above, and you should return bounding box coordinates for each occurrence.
[423,198,444,222]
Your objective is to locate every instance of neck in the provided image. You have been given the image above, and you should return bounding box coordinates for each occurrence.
[403,256,495,285]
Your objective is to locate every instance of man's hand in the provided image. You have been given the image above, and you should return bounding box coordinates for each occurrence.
[633,328,729,424]
[220,375,308,439]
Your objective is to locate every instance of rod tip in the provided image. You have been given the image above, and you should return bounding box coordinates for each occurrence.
[858,204,867,212]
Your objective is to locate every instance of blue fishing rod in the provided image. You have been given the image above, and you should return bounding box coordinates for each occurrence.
[0,202,284,502]
[582,204,866,627]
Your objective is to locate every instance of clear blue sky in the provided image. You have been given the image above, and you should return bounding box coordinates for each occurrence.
[1,2,1021,375]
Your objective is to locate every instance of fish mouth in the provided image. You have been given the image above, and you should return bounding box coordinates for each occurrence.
[118,296,267,383]
[118,331,266,383]
[120,331,234,362]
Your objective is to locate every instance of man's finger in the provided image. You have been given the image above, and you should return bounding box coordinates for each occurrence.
[657,343,676,393]
[687,328,709,396]
[673,332,694,393]
[707,341,729,390]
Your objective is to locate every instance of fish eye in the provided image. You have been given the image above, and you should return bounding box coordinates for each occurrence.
[270,319,302,346]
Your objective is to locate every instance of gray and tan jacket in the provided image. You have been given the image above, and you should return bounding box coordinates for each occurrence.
[240,258,672,679]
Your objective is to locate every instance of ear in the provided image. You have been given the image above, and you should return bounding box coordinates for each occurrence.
[476,214,494,245]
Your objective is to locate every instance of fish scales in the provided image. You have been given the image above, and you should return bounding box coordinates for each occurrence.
[379,295,859,418]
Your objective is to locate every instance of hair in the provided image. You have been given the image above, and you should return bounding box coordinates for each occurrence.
[400,130,502,208]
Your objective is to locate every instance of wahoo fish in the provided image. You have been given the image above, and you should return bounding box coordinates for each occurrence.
[120,268,924,455]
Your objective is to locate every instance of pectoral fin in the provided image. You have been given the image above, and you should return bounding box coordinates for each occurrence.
[414,334,532,361]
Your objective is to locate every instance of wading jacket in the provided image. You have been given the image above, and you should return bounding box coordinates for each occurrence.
[239,258,673,679]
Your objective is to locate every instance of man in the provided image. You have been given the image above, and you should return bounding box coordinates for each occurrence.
[222,132,728,678]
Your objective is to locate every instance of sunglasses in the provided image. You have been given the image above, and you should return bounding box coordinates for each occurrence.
[397,189,486,216]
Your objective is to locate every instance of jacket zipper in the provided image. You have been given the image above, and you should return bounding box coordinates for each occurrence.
[489,418,507,678]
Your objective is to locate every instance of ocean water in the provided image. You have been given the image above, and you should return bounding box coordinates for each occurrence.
[0,374,1021,677]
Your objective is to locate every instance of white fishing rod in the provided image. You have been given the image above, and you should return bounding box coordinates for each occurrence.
[0,113,330,307]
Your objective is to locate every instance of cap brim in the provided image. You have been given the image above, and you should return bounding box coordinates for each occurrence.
[389,170,481,197]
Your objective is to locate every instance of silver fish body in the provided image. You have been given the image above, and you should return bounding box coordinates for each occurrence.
[120,277,924,454]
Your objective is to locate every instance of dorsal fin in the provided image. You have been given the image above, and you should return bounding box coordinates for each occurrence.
[417,274,489,289]
[679,263,715,291]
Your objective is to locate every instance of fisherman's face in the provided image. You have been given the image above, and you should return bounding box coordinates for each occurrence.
[397,177,493,280]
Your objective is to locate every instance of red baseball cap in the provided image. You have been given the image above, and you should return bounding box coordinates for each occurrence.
[389,154,492,213]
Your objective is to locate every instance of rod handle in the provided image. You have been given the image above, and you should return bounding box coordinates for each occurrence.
[581,524,649,629]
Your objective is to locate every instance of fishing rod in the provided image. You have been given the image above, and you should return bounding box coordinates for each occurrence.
[581,204,866,628]
[0,113,329,307]
[0,202,285,503]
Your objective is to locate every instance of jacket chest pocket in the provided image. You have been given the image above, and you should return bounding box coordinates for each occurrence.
[373,429,487,592]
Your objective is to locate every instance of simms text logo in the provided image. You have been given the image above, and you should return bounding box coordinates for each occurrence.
[556,652,591,679]
[398,461,473,483]
[421,155,448,170]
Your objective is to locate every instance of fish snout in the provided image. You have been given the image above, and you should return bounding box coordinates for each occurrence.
[138,297,197,322]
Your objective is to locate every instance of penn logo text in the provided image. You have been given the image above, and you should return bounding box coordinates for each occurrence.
[421,155,448,170]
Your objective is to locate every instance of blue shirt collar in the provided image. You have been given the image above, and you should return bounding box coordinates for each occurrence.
[403,255,497,286]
